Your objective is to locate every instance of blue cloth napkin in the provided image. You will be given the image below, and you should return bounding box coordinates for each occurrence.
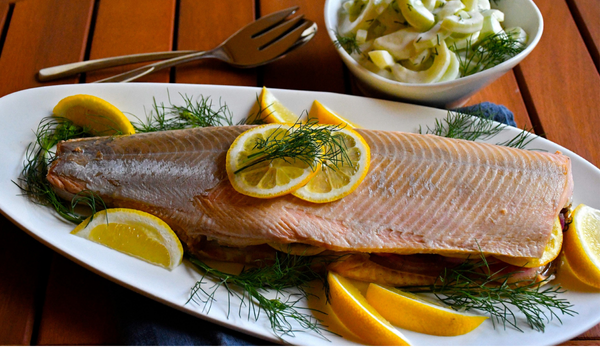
[114,102,515,346]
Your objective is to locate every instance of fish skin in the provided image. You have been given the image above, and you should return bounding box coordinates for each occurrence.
[47,126,573,258]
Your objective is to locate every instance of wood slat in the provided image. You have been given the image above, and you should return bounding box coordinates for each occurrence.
[34,0,177,345]
[560,340,600,346]
[0,0,94,97]
[466,71,533,129]
[568,0,600,70]
[575,323,600,340]
[85,0,177,83]
[0,216,51,345]
[260,0,346,93]
[175,0,256,85]
[35,254,120,345]
[515,0,600,166]
[0,0,94,346]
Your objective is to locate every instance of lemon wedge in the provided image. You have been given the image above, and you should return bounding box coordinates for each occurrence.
[292,126,370,203]
[327,272,411,346]
[53,94,135,136]
[226,124,321,198]
[495,217,563,268]
[308,100,360,128]
[259,87,298,124]
[71,208,183,270]
[366,284,488,336]
[563,204,600,288]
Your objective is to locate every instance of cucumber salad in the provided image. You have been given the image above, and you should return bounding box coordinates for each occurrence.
[336,0,527,84]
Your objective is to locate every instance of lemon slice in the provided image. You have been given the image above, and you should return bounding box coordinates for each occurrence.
[293,126,370,203]
[327,272,411,346]
[366,284,488,336]
[226,124,321,198]
[563,204,600,288]
[258,87,298,125]
[53,94,135,136]
[495,217,563,268]
[71,208,183,270]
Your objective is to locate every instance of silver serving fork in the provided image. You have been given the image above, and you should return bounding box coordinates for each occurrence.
[37,7,316,83]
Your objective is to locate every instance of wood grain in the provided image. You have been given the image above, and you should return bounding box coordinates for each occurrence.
[568,0,600,70]
[516,0,600,166]
[0,216,51,345]
[85,0,176,83]
[466,71,533,130]
[0,0,94,346]
[34,254,120,345]
[34,0,177,344]
[175,0,256,86]
[260,0,346,93]
[0,0,94,97]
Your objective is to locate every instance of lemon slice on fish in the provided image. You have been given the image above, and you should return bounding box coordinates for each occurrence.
[366,284,487,336]
[293,126,370,203]
[71,208,183,270]
[327,272,411,346]
[259,87,298,125]
[563,204,600,288]
[53,94,135,136]
[495,217,563,268]
[226,124,322,198]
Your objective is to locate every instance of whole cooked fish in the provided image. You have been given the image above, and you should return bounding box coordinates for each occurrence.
[47,125,573,260]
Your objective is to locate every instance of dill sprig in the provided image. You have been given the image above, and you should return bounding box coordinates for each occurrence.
[187,254,333,340]
[14,117,105,224]
[400,255,577,332]
[234,120,352,175]
[420,109,536,149]
[455,30,526,77]
[134,92,233,132]
[333,31,362,55]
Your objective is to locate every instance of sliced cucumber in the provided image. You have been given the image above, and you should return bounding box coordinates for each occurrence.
[440,10,484,34]
[373,27,421,59]
[434,0,465,20]
[397,0,435,31]
[369,49,397,69]
[438,49,460,82]
[414,22,451,51]
[391,40,452,83]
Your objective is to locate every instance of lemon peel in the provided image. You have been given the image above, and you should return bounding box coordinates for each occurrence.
[226,124,321,198]
[366,283,487,336]
[53,94,135,136]
[327,272,411,346]
[563,204,600,289]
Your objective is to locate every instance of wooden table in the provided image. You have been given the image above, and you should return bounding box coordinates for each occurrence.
[0,0,598,346]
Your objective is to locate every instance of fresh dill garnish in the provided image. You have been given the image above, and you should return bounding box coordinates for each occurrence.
[134,92,233,132]
[14,117,105,224]
[454,30,526,77]
[419,108,537,149]
[333,31,362,55]
[400,255,577,332]
[233,119,352,175]
[187,253,333,340]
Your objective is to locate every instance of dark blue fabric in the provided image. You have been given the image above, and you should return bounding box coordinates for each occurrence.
[454,101,516,127]
[115,102,514,346]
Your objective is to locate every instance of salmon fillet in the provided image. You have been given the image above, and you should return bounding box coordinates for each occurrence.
[47,126,573,258]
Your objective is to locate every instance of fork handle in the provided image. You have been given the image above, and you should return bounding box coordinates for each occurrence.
[94,50,220,83]
[37,50,198,82]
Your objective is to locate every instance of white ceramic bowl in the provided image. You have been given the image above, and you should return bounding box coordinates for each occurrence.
[324,0,544,108]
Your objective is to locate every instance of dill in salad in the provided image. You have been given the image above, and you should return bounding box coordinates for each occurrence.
[335,0,528,83]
